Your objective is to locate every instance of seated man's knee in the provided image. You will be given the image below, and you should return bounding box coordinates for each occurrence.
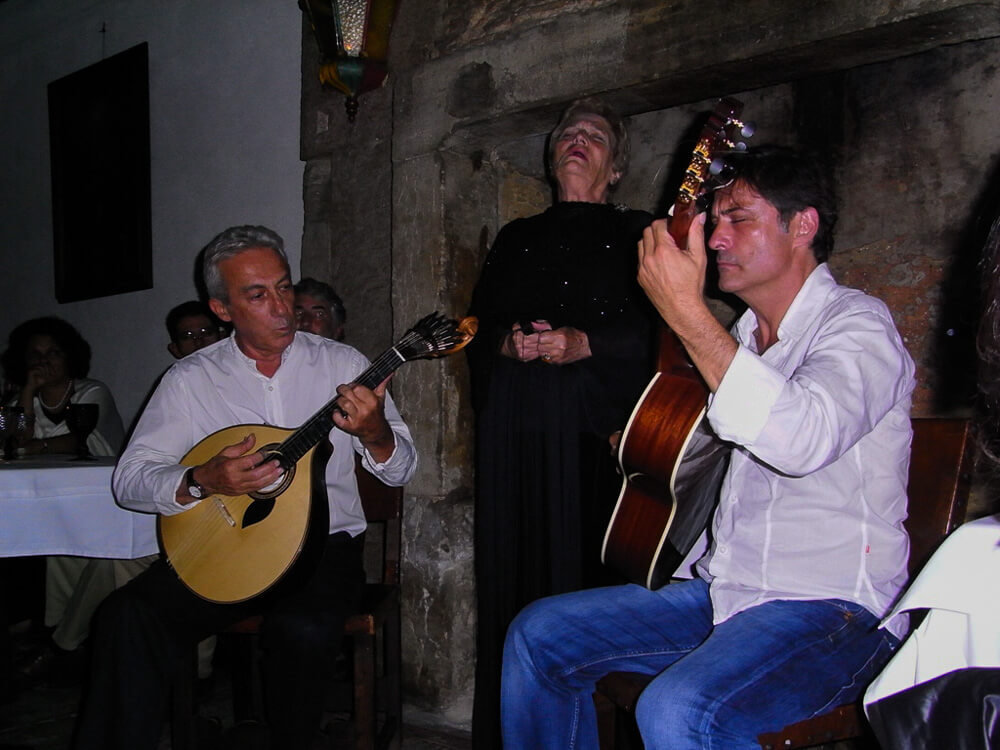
[504,597,557,658]
[635,674,713,746]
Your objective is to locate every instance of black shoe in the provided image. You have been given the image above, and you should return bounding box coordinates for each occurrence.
[18,643,83,688]
[194,714,223,750]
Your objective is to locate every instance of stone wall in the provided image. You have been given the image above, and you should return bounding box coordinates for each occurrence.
[300,0,1000,728]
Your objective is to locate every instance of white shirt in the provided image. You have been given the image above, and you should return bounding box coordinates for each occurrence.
[697,264,915,639]
[32,377,124,457]
[113,332,417,537]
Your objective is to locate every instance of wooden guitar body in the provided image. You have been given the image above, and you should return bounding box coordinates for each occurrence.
[602,373,729,589]
[158,424,331,603]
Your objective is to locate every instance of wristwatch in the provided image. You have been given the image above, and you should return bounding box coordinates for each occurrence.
[185,467,207,499]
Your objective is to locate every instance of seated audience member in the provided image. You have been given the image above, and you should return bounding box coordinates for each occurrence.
[0,317,151,682]
[2,317,123,458]
[294,276,346,341]
[165,300,225,359]
[73,225,416,750]
[501,146,916,748]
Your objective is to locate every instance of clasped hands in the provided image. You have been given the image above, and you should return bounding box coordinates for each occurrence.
[500,320,592,365]
[180,381,394,504]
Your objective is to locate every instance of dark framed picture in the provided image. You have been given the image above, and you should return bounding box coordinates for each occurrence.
[48,42,153,303]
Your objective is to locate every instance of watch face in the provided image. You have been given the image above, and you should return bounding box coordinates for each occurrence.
[187,469,204,498]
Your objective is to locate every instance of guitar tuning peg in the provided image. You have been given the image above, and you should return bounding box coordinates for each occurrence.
[738,120,755,139]
[709,157,726,176]
[734,141,748,152]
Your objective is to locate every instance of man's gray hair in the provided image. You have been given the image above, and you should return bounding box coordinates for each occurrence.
[202,225,287,302]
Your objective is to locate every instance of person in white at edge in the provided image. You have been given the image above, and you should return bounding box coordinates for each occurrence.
[73,225,416,750]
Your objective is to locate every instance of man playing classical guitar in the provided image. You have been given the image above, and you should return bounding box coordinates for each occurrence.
[73,225,417,750]
[502,146,915,748]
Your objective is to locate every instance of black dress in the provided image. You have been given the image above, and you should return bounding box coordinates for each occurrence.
[467,201,654,747]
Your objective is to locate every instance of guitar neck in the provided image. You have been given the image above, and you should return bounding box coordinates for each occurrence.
[275,345,408,467]
[668,202,697,251]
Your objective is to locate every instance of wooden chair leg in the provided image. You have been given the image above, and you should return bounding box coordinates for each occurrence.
[593,690,618,750]
[354,632,376,750]
[384,599,403,749]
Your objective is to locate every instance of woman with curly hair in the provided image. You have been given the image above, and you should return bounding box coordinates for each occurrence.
[2,317,142,684]
[2,316,123,457]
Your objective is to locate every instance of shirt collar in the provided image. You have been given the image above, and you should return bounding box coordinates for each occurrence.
[734,263,836,350]
[224,331,297,376]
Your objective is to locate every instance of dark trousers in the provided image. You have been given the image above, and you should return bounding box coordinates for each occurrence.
[72,531,365,750]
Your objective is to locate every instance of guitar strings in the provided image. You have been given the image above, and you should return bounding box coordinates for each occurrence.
[165,323,440,596]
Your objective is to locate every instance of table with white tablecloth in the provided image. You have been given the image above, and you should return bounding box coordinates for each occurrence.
[0,455,158,559]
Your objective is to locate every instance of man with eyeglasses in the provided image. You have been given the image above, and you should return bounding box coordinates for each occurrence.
[166,300,226,359]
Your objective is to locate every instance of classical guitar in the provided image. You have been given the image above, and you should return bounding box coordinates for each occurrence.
[159,312,477,603]
[602,98,751,589]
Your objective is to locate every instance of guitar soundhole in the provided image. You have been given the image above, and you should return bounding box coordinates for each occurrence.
[248,444,295,501]
[242,497,275,529]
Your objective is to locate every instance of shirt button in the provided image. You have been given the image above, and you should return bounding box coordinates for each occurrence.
[719,545,729,554]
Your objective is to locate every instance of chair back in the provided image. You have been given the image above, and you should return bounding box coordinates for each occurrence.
[355,456,404,586]
[904,417,974,577]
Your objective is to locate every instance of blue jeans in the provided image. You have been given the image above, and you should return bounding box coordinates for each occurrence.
[501,579,898,750]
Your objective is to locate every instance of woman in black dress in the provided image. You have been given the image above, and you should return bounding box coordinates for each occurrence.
[467,97,655,747]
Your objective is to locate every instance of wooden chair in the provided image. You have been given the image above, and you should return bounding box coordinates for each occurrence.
[592,417,975,750]
[171,457,405,750]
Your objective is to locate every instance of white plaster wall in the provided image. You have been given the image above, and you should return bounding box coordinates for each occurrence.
[0,0,303,427]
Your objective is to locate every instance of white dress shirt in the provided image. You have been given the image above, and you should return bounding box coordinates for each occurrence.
[697,264,915,639]
[113,332,417,537]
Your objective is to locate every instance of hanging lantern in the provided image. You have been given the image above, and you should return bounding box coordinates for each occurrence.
[299,0,400,122]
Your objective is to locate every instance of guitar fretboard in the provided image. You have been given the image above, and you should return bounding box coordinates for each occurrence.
[272,330,430,468]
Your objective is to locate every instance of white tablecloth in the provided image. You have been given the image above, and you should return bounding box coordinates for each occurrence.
[0,455,158,559]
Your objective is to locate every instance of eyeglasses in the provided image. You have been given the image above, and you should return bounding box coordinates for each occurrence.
[176,327,220,342]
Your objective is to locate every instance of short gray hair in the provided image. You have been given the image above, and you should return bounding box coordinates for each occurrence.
[202,226,287,302]
[548,96,631,179]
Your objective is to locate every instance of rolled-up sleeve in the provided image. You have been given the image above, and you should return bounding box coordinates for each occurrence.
[357,391,417,486]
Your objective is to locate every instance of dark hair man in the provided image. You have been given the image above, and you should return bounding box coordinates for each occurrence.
[74,225,417,749]
[502,147,915,748]
[294,277,346,341]
[165,300,225,359]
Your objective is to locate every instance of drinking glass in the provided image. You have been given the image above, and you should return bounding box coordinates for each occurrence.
[65,403,99,460]
[0,406,13,461]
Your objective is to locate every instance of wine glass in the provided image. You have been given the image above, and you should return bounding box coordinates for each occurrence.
[65,403,99,460]
[0,405,13,461]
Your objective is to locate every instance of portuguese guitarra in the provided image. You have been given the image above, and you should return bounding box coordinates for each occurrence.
[159,312,477,603]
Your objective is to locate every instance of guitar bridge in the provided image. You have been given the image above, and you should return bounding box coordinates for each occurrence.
[212,497,236,527]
